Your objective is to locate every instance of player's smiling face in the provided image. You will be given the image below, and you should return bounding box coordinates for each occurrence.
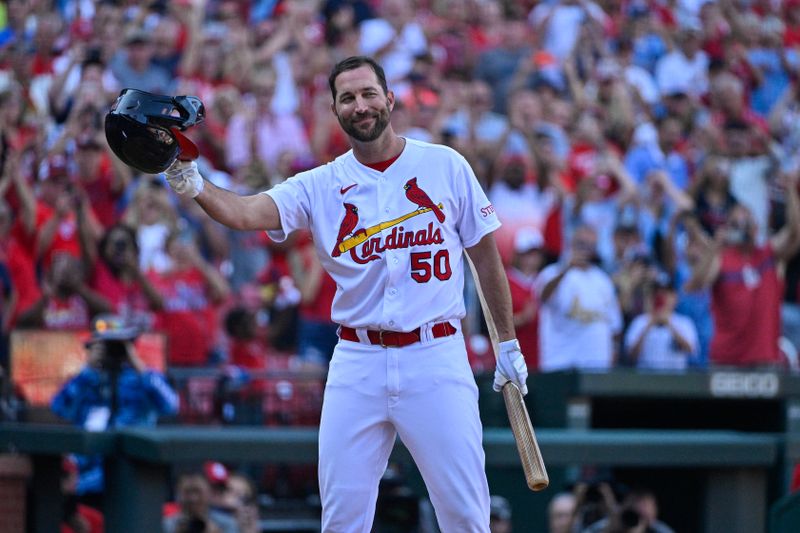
[332,65,394,143]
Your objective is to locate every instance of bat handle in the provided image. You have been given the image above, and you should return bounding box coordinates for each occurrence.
[502,382,549,491]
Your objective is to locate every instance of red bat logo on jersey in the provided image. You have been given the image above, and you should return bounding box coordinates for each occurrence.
[332,203,365,257]
[404,178,445,223]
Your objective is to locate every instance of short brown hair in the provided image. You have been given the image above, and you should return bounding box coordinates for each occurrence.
[328,56,388,101]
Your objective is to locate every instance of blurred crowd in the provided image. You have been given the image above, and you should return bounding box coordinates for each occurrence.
[2,0,800,397]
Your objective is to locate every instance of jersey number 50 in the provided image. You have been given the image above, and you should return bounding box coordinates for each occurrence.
[410,250,452,283]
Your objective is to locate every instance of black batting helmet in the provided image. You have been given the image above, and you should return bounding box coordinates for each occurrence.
[104,88,205,174]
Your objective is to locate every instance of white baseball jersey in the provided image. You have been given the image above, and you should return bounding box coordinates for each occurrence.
[535,263,623,371]
[265,138,500,331]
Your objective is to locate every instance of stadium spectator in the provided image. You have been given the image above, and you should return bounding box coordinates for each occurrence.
[490,154,558,265]
[581,487,675,533]
[770,80,800,175]
[224,306,270,372]
[225,68,313,182]
[201,462,260,533]
[613,245,661,329]
[0,200,15,367]
[624,116,691,191]
[747,17,795,118]
[635,169,695,257]
[503,87,570,162]
[227,473,260,533]
[473,18,536,114]
[655,25,709,101]
[48,47,118,141]
[147,229,230,367]
[150,15,183,79]
[80,222,164,328]
[358,0,427,84]
[489,494,513,533]
[562,139,638,268]
[664,211,715,368]
[163,472,238,533]
[624,274,699,371]
[51,314,178,504]
[547,491,577,533]
[537,225,623,371]
[721,117,774,243]
[443,79,510,158]
[121,179,178,274]
[570,479,617,532]
[689,155,738,236]
[291,236,338,366]
[0,149,39,333]
[616,37,660,110]
[15,252,110,330]
[109,27,173,94]
[35,155,103,272]
[506,227,548,371]
[529,0,609,66]
[688,175,800,367]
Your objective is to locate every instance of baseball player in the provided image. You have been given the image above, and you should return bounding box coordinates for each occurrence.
[164,56,528,533]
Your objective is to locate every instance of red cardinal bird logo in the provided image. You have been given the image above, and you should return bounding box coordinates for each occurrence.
[404,177,445,223]
[332,203,360,257]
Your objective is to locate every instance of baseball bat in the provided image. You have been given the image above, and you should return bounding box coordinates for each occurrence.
[466,256,549,492]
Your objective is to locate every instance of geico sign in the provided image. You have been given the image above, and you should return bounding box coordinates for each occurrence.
[709,372,780,398]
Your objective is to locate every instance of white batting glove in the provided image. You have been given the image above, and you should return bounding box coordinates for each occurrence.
[164,160,204,198]
[494,339,529,395]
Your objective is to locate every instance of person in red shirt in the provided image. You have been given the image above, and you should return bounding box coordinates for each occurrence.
[0,152,40,328]
[688,176,800,367]
[291,238,338,366]
[506,228,549,372]
[225,306,271,371]
[148,231,230,366]
[72,132,131,230]
[16,253,111,331]
[0,200,16,367]
[34,157,100,271]
[81,222,164,326]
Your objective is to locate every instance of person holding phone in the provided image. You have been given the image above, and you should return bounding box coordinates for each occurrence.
[536,225,623,371]
[624,275,698,371]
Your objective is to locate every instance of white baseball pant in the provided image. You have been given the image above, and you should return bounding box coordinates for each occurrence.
[318,332,491,532]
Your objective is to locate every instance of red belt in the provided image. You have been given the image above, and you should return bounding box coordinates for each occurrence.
[338,322,457,348]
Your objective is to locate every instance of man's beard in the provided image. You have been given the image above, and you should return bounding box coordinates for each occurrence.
[339,107,391,142]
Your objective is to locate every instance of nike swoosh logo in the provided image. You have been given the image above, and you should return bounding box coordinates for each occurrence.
[340,183,357,195]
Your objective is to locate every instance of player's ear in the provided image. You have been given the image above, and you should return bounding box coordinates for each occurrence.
[387,90,395,112]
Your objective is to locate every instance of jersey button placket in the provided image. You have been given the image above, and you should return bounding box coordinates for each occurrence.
[378,178,399,329]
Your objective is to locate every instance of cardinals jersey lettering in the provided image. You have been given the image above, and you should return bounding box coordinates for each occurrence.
[264,138,500,330]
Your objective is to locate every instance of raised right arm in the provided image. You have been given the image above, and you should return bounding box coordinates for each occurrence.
[166,160,282,232]
[195,179,282,232]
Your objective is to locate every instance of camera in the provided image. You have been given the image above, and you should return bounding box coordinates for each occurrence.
[103,340,128,359]
[99,340,130,370]
[620,506,643,529]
